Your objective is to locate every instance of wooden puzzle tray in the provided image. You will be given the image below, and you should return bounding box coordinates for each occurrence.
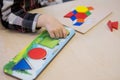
[3,26,75,80]
[64,5,112,34]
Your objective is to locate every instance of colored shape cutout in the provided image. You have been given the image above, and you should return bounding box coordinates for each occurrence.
[88,6,94,10]
[107,20,119,32]
[74,22,83,26]
[75,6,88,13]
[112,21,118,30]
[37,31,60,48]
[38,37,59,48]
[28,48,47,59]
[77,19,84,23]
[72,10,77,14]
[107,20,113,32]
[75,13,87,19]
[12,58,31,70]
[86,11,91,16]
[70,16,76,21]
[64,11,74,18]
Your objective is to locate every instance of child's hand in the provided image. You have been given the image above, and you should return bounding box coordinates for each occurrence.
[37,14,67,38]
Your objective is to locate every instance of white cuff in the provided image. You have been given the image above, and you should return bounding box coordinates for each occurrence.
[32,14,41,32]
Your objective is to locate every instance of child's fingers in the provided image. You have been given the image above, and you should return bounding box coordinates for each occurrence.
[62,28,68,38]
[58,29,63,38]
[49,31,55,38]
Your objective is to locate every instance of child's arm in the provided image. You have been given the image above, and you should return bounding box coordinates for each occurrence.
[37,14,67,38]
[1,0,67,38]
[1,0,42,33]
[0,0,3,19]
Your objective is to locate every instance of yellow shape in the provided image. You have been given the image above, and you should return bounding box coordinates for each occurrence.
[75,6,88,13]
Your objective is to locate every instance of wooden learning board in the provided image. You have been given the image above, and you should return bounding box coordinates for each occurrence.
[64,5,112,34]
[3,26,75,80]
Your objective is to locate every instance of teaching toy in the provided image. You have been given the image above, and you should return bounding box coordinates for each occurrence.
[64,5,112,34]
[3,26,75,80]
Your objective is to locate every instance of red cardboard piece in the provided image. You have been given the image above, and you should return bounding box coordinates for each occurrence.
[112,21,118,30]
[107,20,113,32]
[64,11,74,18]
[75,13,87,19]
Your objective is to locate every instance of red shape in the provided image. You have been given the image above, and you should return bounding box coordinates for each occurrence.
[107,20,113,32]
[75,13,87,19]
[112,21,119,30]
[28,48,47,59]
[64,11,74,18]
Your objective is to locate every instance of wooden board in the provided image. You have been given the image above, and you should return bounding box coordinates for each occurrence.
[3,26,75,80]
[64,5,112,34]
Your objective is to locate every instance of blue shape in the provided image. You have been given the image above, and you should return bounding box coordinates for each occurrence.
[70,16,76,21]
[72,10,77,14]
[12,58,31,70]
[73,22,83,26]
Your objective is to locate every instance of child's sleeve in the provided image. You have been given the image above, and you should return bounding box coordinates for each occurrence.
[1,1,41,33]
[0,0,2,19]
[6,12,41,32]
